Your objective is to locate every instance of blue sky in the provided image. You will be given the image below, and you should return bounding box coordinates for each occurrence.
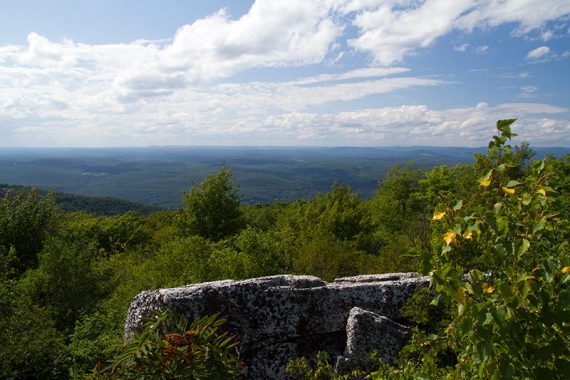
[0,0,569,147]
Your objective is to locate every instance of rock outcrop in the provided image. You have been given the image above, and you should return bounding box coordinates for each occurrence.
[125,273,428,379]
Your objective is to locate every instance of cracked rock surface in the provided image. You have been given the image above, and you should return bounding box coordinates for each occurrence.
[125,273,428,379]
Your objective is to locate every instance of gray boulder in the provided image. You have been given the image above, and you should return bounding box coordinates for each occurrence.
[336,307,411,373]
[125,273,428,379]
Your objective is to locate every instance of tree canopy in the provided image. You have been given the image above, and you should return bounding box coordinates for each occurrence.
[178,167,244,241]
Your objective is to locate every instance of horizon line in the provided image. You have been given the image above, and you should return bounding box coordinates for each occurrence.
[1,144,569,150]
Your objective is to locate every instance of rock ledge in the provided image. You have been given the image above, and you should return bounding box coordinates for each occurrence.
[125,273,428,379]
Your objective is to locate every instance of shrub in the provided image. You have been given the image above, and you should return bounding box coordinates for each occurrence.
[95,309,242,379]
[428,120,570,378]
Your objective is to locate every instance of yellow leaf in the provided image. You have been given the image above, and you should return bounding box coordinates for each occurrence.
[463,231,473,240]
[562,266,570,274]
[502,186,515,195]
[457,288,466,304]
[537,188,547,198]
[432,211,446,220]
[443,231,456,246]
[479,169,493,187]
[482,283,496,294]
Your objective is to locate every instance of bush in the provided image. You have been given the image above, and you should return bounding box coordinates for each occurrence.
[428,120,570,378]
[95,309,242,379]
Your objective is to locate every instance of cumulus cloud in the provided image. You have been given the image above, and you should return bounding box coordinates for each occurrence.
[348,0,474,65]
[0,0,569,147]
[347,0,570,65]
[115,0,342,97]
[0,38,446,145]
[526,45,551,59]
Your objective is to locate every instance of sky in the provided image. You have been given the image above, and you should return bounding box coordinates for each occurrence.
[0,0,569,148]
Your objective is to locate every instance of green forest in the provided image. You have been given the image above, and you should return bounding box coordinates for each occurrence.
[1,121,569,379]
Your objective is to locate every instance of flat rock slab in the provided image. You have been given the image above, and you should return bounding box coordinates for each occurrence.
[125,273,428,379]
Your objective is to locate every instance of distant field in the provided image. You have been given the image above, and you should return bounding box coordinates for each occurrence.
[0,146,567,208]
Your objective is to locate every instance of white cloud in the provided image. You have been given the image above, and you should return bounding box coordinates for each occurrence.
[454,43,469,52]
[455,0,570,34]
[348,0,474,65]
[476,45,489,54]
[526,45,550,59]
[108,1,345,99]
[291,67,410,85]
[256,102,570,146]
[347,0,570,66]
[213,75,445,112]
[0,36,446,145]
[502,71,530,79]
[542,30,554,41]
[519,85,538,98]
[137,2,339,80]
[0,0,569,147]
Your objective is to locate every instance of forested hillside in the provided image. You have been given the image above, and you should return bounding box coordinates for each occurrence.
[0,146,493,207]
[1,121,568,379]
[0,184,161,216]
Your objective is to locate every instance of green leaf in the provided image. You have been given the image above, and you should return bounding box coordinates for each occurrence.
[453,200,463,210]
[469,269,483,283]
[495,306,506,322]
[533,218,545,234]
[496,216,509,234]
[494,202,503,213]
[506,180,521,187]
[492,244,507,263]
[522,193,532,205]
[516,239,530,258]
[497,119,516,138]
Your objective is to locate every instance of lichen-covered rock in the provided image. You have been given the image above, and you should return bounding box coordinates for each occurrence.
[125,273,428,379]
[336,307,411,373]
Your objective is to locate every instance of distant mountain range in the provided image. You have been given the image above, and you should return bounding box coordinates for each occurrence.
[0,146,567,208]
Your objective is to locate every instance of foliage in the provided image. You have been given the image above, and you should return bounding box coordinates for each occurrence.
[305,183,372,243]
[234,227,285,276]
[19,237,107,332]
[0,188,59,273]
[0,184,161,216]
[0,279,71,379]
[179,167,244,241]
[286,352,365,380]
[64,211,152,256]
[95,309,242,379]
[292,232,365,281]
[428,120,570,379]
